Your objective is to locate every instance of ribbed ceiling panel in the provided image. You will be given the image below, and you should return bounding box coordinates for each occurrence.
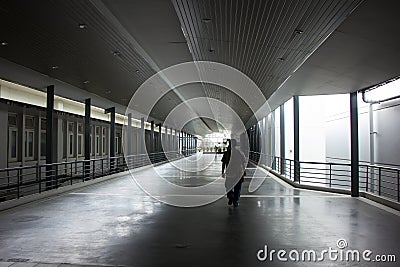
[173,0,363,99]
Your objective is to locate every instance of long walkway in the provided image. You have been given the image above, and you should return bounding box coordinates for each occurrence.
[0,154,399,266]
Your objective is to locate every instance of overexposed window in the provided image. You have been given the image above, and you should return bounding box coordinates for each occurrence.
[24,129,34,160]
[24,116,35,160]
[67,122,75,157]
[9,128,18,161]
[77,123,83,156]
[40,118,46,158]
[102,127,107,155]
[95,126,100,155]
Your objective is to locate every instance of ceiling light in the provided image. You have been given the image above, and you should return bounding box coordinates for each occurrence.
[1,42,8,46]
[362,76,400,103]
[278,57,285,61]
[105,90,111,94]
[208,48,215,53]
[294,29,304,34]
[135,69,139,73]
[51,66,59,70]
[83,80,90,84]
[112,51,121,57]
[79,23,87,29]
[202,18,211,23]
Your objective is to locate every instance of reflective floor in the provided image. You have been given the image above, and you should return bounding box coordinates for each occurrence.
[0,154,399,266]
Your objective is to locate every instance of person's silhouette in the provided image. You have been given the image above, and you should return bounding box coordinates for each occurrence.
[221,140,231,175]
[224,139,246,207]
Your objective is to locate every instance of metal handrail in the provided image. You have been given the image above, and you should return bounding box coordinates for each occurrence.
[249,151,400,203]
[0,149,197,202]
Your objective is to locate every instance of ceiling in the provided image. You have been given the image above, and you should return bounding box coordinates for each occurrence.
[0,0,399,135]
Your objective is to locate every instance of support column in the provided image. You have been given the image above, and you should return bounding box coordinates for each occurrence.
[169,128,173,152]
[105,107,115,169]
[150,121,154,155]
[255,124,259,153]
[185,132,188,156]
[127,113,132,156]
[157,124,162,153]
[178,131,181,153]
[280,104,285,175]
[46,85,54,190]
[140,118,145,154]
[350,92,359,197]
[164,126,169,153]
[84,98,91,178]
[293,96,300,183]
[174,129,178,152]
[369,104,375,193]
[271,111,276,169]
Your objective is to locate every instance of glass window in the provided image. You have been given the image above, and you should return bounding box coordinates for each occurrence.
[40,131,46,157]
[9,128,18,160]
[77,123,83,157]
[95,126,100,155]
[102,127,107,155]
[24,129,34,159]
[67,122,75,157]
[77,134,83,156]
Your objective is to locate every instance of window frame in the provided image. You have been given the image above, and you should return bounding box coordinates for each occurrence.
[8,127,18,162]
[24,128,35,161]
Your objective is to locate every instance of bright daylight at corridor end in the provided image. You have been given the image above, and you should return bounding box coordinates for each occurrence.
[0,0,400,266]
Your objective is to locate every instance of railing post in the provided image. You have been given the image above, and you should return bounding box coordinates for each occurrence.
[36,164,40,194]
[70,162,73,181]
[289,160,292,179]
[55,166,58,189]
[329,163,332,188]
[102,158,104,175]
[366,166,369,192]
[17,169,21,198]
[397,170,399,202]
[92,160,95,178]
[82,161,86,182]
[298,162,300,184]
[70,162,73,185]
[38,165,42,193]
[378,167,382,196]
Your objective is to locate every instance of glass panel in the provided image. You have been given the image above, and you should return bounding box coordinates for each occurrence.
[96,136,99,154]
[11,130,17,158]
[41,119,47,130]
[69,133,74,155]
[41,132,46,157]
[24,131,27,157]
[28,131,34,157]
[78,135,82,155]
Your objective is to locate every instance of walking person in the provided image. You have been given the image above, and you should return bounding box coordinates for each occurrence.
[223,139,246,207]
[221,140,231,175]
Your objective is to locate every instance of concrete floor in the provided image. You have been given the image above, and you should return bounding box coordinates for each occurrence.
[0,154,399,267]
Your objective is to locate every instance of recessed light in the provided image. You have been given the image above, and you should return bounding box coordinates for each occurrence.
[83,80,90,84]
[294,29,304,34]
[202,18,212,23]
[51,65,59,70]
[1,42,8,46]
[79,23,87,29]
[135,69,139,73]
[208,48,215,53]
[278,57,285,61]
[105,90,111,94]
[112,51,121,57]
